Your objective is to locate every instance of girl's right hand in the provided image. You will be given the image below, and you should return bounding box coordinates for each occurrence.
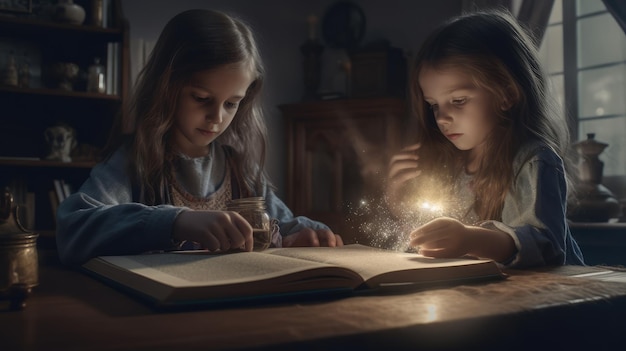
[172,210,254,252]
[386,143,422,207]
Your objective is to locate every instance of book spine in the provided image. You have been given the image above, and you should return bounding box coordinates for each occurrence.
[112,42,119,95]
[62,181,72,199]
[102,0,110,28]
[106,42,113,95]
[53,179,65,203]
[48,190,58,226]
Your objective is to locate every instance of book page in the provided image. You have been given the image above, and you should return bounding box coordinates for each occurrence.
[97,251,360,288]
[86,251,365,303]
[267,244,503,288]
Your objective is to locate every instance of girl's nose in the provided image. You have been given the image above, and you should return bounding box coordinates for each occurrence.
[206,106,224,124]
[434,108,452,125]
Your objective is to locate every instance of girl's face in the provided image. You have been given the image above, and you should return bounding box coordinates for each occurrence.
[418,66,498,161]
[172,63,254,157]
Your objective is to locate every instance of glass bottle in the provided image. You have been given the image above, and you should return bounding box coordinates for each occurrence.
[3,54,18,87]
[227,197,271,251]
[87,57,105,93]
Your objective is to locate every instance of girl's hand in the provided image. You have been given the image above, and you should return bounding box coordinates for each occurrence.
[409,217,471,258]
[172,210,254,252]
[282,228,344,247]
[409,217,518,263]
[386,144,422,212]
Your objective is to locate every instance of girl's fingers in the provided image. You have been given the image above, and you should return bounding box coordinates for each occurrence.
[402,143,421,152]
[211,226,232,252]
[392,168,422,184]
[388,159,419,178]
[410,226,447,247]
[200,231,222,252]
[230,214,253,251]
[388,153,419,169]
[418,248,449,258]
[335,234,344,246]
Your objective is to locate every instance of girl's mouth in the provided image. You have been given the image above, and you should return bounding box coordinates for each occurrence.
[198,128,218,136]
[446,133,462,141]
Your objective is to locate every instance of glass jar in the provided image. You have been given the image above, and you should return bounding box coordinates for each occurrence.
[87,57,105,93]
[227,197,271,251]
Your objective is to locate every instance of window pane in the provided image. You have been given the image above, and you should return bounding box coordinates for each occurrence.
[578,64,626,118]
[549,0,562,24]
[548,73,565,118]
[579,117,626,176]
[578,13,626,68]
[539,24,563,73]
[577,0,605,16]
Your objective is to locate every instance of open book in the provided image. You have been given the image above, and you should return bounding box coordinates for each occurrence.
[82,244,505,307]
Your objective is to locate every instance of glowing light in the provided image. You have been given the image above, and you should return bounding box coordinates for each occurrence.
[418,201,444,213]
[595,107,605,116]
[425,304,438,322]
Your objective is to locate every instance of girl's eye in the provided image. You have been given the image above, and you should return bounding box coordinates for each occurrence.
[429,104,439,113]
[193,95,211,103]
[225,101,239,110]
[451,97,467,105]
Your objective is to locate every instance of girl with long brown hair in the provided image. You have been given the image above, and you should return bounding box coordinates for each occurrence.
[56,9,342,265]
[386,10,584,267]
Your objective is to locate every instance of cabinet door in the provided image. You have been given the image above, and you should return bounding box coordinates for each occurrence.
[284,98,407,243]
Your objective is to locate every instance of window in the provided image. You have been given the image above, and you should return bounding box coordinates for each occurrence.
[539,0,626,178]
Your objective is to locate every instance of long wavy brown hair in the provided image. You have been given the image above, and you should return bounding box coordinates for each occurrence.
[406,9,571,221]
[104,9,268,205]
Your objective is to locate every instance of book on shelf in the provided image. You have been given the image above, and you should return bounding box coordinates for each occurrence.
[48,190,58,226]
[53,179,65,203]
[105,42,119,95]
[82,244,506,308]
[62,181,72,199]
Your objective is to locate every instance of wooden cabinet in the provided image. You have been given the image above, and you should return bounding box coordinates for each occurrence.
[280,97,408,244]
[0,0,129,234]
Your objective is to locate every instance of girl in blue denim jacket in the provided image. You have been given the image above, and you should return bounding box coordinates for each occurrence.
[385,10,584,268]
[56,9,342,265]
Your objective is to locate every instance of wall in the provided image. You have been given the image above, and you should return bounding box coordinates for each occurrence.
[121,0,462,198]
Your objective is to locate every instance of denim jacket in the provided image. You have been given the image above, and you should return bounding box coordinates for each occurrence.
[476,142,584,267]
[55,145,328,265]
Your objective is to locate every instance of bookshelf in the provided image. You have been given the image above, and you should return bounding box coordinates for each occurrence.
[0,0,129,233]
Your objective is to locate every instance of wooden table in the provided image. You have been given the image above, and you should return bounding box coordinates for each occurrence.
[2,256,626,351]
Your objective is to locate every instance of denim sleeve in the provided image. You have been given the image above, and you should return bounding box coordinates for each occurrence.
[480,147,584,268]
[262,185,330,237]
[55,149,184,266]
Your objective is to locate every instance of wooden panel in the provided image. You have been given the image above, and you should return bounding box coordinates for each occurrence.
[280,97,408,244]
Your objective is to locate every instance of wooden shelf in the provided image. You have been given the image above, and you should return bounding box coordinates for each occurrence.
[0,85,121,100]
[0,158,96,168]
[0,14,123,39]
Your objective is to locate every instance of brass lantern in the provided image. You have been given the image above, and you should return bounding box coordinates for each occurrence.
[0,187,39,310]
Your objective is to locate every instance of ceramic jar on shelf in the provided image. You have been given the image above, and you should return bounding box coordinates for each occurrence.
[568,133,622,222]
[53,0,86,25]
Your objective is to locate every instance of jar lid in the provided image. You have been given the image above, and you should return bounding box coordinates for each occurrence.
[0,188,36,242]
[572,133,608,156]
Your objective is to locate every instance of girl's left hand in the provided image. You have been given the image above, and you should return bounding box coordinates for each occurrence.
[409,217,471,258]
[283,228,344,247]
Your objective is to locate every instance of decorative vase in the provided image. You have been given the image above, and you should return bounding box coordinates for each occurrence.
[49,62,80,91]
[567,133,622,222]
[53,0,86,25]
